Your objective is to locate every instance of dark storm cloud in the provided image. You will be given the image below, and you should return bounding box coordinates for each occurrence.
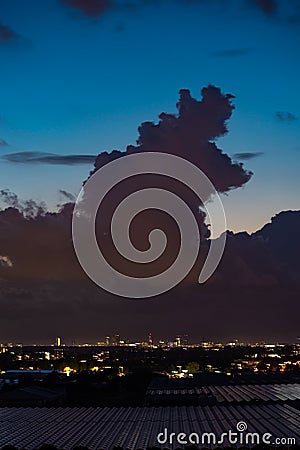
[2,151,96,165]
[233,152,264,160]
[275,111,298,122]
[61,0,115,17]
[80,85,258,289]
[0,203,83,277]
[0,209,299,343]
[2,84,299,343]
[210,48,252,57]
[0,23,20,44]
[1,85,253,283]
[84,86,252,277]
[1,84,253,286]
[89,85,252,194]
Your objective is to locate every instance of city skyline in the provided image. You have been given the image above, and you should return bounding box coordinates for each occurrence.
[2,334,300,347]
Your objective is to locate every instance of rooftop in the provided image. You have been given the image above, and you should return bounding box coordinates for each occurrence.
[0,404,299,449]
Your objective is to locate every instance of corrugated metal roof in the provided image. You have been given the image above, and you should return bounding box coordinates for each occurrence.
[0,404,299,449]
[146,383,300,403]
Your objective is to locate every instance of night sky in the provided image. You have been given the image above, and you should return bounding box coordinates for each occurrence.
[0,0,299,344]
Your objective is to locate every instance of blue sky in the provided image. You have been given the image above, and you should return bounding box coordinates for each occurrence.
[0,0,299,233]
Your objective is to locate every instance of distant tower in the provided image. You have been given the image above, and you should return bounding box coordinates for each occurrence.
[105,336,110,346]
[182,334,189,347]
[175,335,182,347]
[56,337,61,347]
[148,333,153,347]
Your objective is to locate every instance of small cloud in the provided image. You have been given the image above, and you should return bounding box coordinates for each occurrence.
[0,23,30,49]
[59,190,75,202]
[210,48,252,57]
[0,189,47,217]
[2,151,97,165]
[275,111,298,122]
[0,138,9,147]
[0,23,20,44]
[61,0,115,18]
[250,0,277,15]
[115,23,125,32]
[233,152,264,160]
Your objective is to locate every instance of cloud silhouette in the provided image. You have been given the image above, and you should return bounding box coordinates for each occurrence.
[210,48,252,57]
[2,84,299,343]
[80,85,253,280]
[275,111,298,122]
[2,151,97,165]
[0,23,20,44]
[1,84,253,285]
[59,189,76,202]
[0,189,47,218]
[233,152,264,160]
[0,206,299,343]
[0,138,9,147]
[61,0,115,17]
[250,0,277,15]
[89,85,252,193]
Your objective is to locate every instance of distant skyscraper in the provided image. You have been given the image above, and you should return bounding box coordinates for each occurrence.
[105,336,110,346]
[175,335,181,347]
[114,334,120,346]
[56,337,61,347]
[148,333,153,347]
[182,334,189,347]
